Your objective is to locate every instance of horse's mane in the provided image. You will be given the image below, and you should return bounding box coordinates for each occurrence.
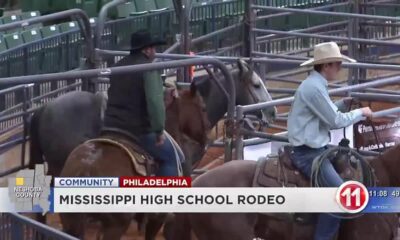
[192,65,240,83]
[94,91,108,121]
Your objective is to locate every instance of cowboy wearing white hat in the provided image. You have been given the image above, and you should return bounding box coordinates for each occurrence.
[287,42,373,240]
[300,41,356,67]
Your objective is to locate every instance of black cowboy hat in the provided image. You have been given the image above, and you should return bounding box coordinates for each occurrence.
[122,29,166,52]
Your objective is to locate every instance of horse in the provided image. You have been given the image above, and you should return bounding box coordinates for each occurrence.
[56,86,209,239]
[165,145,400,240]
[29,59,276,182]
[29,59,276,236]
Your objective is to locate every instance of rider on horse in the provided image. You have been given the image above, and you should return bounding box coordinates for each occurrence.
[287,42,373,240]
[103,29,180,176]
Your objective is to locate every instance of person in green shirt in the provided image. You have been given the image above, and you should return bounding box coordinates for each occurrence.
[104,30,179,176]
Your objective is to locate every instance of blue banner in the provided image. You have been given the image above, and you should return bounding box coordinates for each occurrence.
[364,187,400,213]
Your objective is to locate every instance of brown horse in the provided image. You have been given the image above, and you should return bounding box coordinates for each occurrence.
[58,88,210,239]
[166,145,400,240]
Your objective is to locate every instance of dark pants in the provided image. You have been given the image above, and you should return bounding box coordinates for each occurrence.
[291,145,342,240]
[138,133,179,176]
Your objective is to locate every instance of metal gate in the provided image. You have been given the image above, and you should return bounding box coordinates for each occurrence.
[0,213,78,240]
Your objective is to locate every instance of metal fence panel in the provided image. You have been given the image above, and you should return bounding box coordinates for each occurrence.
[0,213,78,240]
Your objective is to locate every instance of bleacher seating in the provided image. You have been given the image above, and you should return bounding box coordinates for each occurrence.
[67,0,98,18]
[21,11,42,30]
[21,29,42,43]
[3,0,393,78]
[59,21,79,33]
[4,33,23,49]
[155,0,174,9]
[0,36,7,52]
[2,14,20,33]
[116,2,147,18]
[135,0,168,12]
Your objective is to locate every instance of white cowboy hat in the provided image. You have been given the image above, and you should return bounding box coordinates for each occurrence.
[300,42,356,67]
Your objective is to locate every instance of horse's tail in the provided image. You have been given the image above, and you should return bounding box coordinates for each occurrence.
[163,213,192,240]
[29,106,45,169]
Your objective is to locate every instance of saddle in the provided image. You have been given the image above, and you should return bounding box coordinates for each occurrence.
[252,145,314,224]
[253,145,309,188]
[87,128,156,176]
[253,145,368,225]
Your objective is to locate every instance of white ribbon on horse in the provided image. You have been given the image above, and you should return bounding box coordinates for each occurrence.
[164,131,184,177]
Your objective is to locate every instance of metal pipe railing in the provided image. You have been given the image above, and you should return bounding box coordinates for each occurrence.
[372,107,400,118]
[191,22,243,46]
[154,53,400,71]
[240,74,400,113]
[240,129,381,157]
[253,51,309,60]
[349,92,400,102]
[6,213,79,240]
[0,84,26,95]
[253,28,400,47]
[95,0,127,67]
[96,51,400,72]
[266,76,400,96]
[95,0,127,50]
[30,82,82,103]
[253,4,400,22]
[256,1,350,21]
[360,2,400,7]
[256,21,348,42]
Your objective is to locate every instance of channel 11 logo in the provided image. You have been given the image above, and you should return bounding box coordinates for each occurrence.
[336,181,369,213]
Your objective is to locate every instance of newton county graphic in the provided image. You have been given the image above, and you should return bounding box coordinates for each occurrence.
[7,164,52,215]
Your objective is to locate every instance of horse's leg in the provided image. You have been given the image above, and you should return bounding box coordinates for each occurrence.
[145,213,167,240]
[59,213,86,238]
[339,214,397,240]
[191,213,257,240]
[101,224,130,240]
[98,213,131,240]
[163,213,192,240]
[135,213,146,233]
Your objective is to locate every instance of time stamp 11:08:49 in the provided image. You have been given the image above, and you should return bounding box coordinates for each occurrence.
[369,190,400,198]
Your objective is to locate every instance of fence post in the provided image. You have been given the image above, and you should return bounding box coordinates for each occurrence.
[358,0,368,81]
[348,0,359,85]
[182,0,191,83]
[243,0,255,58]
[234,106,245,160]
[20,84,31,170]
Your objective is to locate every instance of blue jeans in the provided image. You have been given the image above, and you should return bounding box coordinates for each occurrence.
[291,145,342,240]
[138,133,178,176]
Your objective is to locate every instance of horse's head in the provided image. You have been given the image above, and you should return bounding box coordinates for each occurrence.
[236,59,277,125]
[178,85,211,147]
[164,84,210,147]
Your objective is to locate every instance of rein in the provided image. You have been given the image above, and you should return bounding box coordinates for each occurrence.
[347,98,382,155]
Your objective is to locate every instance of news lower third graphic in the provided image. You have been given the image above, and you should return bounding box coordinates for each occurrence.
[7,164,52,215]
[336,181,369,214]
[2,170,400,214]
